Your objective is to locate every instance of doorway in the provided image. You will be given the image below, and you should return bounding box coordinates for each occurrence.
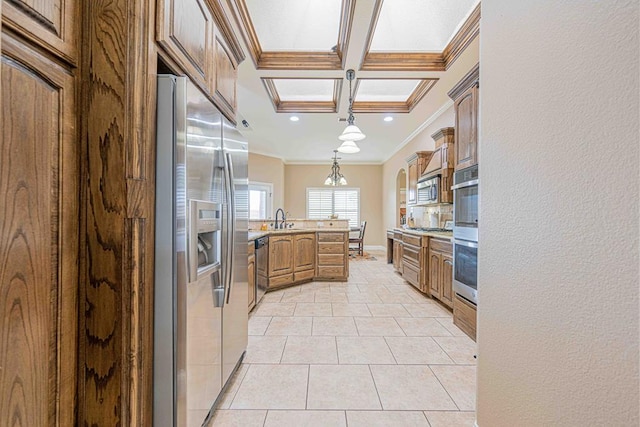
[396,169,407,227]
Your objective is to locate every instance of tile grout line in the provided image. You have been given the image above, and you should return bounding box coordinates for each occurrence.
[304,364,311,410]
[427,364,461,411]
[367,364,385,411]
[382,336,399,365]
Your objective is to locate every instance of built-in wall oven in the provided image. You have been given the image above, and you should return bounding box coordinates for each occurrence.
[453,239,477,304]
[452,165,478,242]
[452,164,478,305]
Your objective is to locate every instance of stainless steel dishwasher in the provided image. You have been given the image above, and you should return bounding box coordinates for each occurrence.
[254,236,268,305]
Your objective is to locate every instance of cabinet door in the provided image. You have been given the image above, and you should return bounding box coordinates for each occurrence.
[2,0,79,63]
[248,253,256,310]
[454,84,478,170]
[1,32,78,427]
[294,234,316,272]
[157,0,213,90]
[429,251,441,299]
[407,160,418,204]
[440,254,454,309]
[268,235,294,276]
[212,32,237,121]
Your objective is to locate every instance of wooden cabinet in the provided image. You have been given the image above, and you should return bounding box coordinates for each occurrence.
[406,151,432,206]
[448,63,479,171]
[294,233,316,282]
[428,238,453,309]
[402,233,428,292]
[248,242,256,311]
[393,231,403,273]
[157,0,245,122]
[454,294,477,341]
[1,31,79,427]
[2,0,79,64]
[427,127,455,204]
[268,234,294,287]
[316,231,348,281]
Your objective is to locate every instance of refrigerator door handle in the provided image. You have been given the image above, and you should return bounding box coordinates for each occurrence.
[225,152,236,304]
[222,152,234,302]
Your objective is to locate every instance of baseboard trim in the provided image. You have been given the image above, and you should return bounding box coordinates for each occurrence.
[364,245,386,252]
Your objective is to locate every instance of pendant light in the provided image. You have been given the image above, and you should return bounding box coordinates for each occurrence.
[339,69,365,142]
[337,140,360,154]
[324,150,348,186]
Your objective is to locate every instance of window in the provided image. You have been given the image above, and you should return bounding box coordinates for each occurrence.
[249,182,273,219]
[307,188,359,227]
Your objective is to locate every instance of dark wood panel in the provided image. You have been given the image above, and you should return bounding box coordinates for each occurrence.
[0,31,78,427]
[79,0,155,424]
[2,0,79,64]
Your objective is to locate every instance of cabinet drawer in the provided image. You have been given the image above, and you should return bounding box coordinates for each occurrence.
[402,262,420,288]
[269,273,293,288]
[402,244,421,264]
[430,238,452,254]
[318,254,345,266]
[453,294,477,341]
[318,242,345,254]
[317,232,345,243]
[294,269,314,282]
[393,231,403,241]
[317,266,345,278]
[403,234,423,247]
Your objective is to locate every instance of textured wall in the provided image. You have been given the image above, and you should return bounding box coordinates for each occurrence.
[478,1,639,425]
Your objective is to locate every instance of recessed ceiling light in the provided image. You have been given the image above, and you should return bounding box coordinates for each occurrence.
[384,116,394,122]
[290,116,300,122]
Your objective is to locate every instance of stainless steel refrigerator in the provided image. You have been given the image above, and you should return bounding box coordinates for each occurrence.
[154,75,248,427]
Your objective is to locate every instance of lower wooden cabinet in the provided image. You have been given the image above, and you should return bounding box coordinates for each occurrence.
[402,233,428,292]
[266,232,319,289]
[453,293,477,341]
[248,242,256,311]
[316,231,348,281]
[428,238,453,309]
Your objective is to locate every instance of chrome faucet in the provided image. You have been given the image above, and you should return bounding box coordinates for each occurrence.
[275,208,286,229]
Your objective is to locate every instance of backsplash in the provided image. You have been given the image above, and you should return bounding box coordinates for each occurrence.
[408,205,453,228]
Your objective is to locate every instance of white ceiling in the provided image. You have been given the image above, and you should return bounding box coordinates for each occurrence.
[230,0,481,164]
[272,79,336,102]
[355,79,421,102]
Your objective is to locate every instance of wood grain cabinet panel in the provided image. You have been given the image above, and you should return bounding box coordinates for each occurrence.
[2,0,79,64]
[157,0,213,88]
[212,34,237,120]
[248,243,255,311]
[315,231,348,281]
[406,152,431,206]
[441,254,454,308]
[0,32,78,427]
[429,251,441,298]
[268,235,294,277]
[427,238,453,309]
[294,233,316,272]
[449,64,479,171]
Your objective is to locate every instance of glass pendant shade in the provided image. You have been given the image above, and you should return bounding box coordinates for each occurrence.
[339,176,347,185]
[338,124,365,141]
[324,176,332,185]
[337,140,360,154]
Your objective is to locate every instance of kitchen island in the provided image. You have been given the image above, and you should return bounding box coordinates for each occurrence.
[248,220,351,291]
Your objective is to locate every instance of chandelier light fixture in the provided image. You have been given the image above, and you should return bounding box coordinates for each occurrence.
[324,150,348,186]
[338,69,365,151]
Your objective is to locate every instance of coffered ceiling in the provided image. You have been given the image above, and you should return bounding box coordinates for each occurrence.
[224,0,481,163]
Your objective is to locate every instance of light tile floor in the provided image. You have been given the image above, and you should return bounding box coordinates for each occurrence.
[208,251,476,426]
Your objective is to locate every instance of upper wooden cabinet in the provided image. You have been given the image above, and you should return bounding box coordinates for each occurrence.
[406,151,432,206]
[157,0,213,89]
[449,64,479,171]
[2,0,79,64]
[157,0,245,121]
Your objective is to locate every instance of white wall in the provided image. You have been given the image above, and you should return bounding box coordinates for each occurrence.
[478,1,639,426]
[248,152,285,217]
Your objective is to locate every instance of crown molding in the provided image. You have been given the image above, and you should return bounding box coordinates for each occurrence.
[261,78,343,113]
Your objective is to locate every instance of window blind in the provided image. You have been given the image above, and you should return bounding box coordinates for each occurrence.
[307,188,359,228]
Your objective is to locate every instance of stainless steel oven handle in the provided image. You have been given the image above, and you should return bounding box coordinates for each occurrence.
[451,179,479,190]
[454,239,478,248]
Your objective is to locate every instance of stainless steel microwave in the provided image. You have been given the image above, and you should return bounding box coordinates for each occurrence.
[417,175,440,205]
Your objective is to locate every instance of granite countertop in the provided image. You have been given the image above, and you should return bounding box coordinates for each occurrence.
[389,227,454,241]
[248,228,351,242]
